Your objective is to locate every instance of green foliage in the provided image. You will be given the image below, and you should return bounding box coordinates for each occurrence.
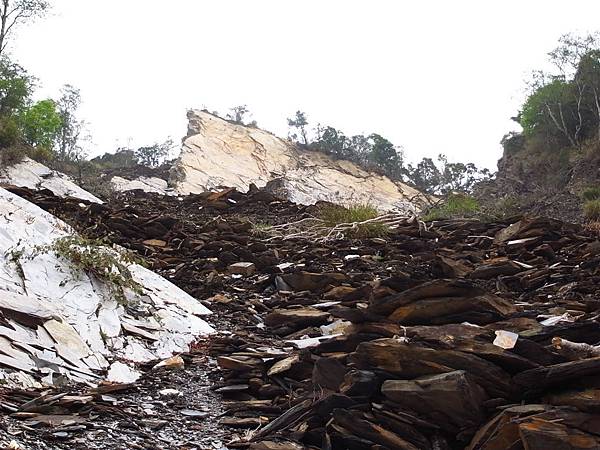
[423,194,480,221]
[584,199,600,220]
[19,99,62,149]
[27,145,54,164]
[287,110,309,145]
[404,154,492,195]
[0,59,33,116]
[582,186,600,201]
[91,148,138,170]
[251,222,273,237]
[518,33,600,148]
[55,85,87,162]
[519,79,574,138]
[0,59,33,151]
[0,145,26,166]
[0,116,20,148]
[40,236,144,304]
[319,203,389,238]
[135,139,174,167]
[367,134,403,179]
[310,125,405,181]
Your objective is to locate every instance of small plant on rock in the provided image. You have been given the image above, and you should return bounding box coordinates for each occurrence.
[37,236,144,304]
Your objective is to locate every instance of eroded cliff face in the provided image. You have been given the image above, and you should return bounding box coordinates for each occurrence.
[170,110,427,211]
[477,137,600,223]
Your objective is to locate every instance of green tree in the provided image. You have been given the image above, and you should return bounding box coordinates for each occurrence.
[367,133,403,179]
[226,105,249,124]
[0,58,31,116]
[519,33,600,147]
[287,110,309,145]
[576,49,600,141]
[91,148,138,169]
[0,58,31,148]
[0,0,50,57]
[404,154,491,195]
[404,157,441,193]
[55,84,87,162]
[19,98,62,149]
[313,126,348,159]
[520,78,579,146]
[135,138,174,167]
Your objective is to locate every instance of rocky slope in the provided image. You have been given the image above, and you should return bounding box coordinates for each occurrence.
[0,185,214,391]
[3,185,600,449]
[166,110,427,212]
[478,138,600,223]
[0,157,103,203]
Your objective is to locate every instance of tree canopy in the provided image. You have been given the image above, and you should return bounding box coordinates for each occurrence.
[518,33,600,148]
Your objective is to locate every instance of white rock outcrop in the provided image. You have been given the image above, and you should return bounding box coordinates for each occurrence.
[110,175,172,195]
[170,111,426,211]
[0,157,103,203]
[0,187,214,387]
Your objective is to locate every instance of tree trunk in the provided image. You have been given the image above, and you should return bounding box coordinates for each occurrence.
[574,82,586,144]
[594,88,600,142]
[545,103,577,147]
[0,0,10,58]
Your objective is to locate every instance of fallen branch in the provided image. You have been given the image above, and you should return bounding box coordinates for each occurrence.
[265,212,416,242]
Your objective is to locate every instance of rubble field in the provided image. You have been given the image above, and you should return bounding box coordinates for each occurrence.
[2,184,600,450]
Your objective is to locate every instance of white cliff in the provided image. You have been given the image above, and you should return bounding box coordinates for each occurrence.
[0,157,103,203]
[170,110,426,211]
[0,187,214,387]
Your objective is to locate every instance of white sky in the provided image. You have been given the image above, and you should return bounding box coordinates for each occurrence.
[10,0,600,169]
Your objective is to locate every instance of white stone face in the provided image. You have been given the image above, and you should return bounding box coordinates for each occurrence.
[171,111,426,211]
[110,176,171,194]
[0,187,214,386]
[0,157,103,203]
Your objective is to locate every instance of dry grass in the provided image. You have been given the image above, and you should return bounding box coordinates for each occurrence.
[318,203,389,238]
[584,199,600,221]
[584,220,600,236]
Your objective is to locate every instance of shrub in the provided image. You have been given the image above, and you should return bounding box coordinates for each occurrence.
[319,203,389,238]
[484,196,521,220]
[0,117,21,148]
[423,194,480,221]
[584,199,600,220]
[582,186,600,202]
[28,146,54,164]
[0,145,27,166]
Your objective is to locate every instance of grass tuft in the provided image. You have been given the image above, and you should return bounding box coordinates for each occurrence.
[318,203,389,238]
[582,186,600,202]
[583,199,600,221]
[423,194,480,221]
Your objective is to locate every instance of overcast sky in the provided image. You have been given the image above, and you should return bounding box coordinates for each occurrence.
[11,0,600,169]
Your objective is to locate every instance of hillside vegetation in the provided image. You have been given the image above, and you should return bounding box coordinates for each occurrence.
[483,33,600,223]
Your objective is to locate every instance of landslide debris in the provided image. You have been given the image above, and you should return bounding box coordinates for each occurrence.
[4,185,600,449]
